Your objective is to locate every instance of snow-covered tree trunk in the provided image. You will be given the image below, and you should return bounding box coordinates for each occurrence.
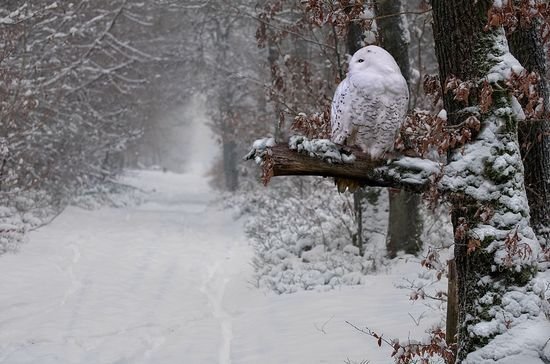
[376,0,423,258]
[432,0,548,361]
[508,23,550,248]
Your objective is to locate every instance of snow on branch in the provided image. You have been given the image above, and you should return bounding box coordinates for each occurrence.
[244,136,441,193]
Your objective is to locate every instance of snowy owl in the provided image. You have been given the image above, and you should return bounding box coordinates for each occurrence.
[331,45,409,192]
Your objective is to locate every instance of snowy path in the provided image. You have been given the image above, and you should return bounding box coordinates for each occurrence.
[0,170,439,364]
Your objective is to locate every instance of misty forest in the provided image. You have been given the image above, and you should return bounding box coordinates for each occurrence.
[1,0,549,363]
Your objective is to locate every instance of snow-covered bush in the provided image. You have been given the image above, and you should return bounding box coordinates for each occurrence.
[229,176,390,293]
[0,179,144,256]
[0,206,26,255]
[0,190,61,254]
[231,172,457,296]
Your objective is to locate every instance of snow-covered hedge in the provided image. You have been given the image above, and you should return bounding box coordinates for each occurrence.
[0,179,145,256]
[228,177,390,293]
[0,206,27,255]
[228,172,456,296]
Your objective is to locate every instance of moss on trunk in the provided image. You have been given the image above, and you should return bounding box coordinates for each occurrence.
[432,1,543,361]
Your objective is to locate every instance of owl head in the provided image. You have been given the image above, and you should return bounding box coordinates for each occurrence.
[348,45,401,74]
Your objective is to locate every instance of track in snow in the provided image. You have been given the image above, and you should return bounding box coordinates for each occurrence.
[0,170,440,364]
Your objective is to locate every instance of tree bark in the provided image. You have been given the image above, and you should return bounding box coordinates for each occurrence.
[246,141,439,193]
[376,0,412,83]
[508,24,550,247]
[432,5,493,359]
[432,1,543,361]
[386,189,422,257]
[446,258,459,346]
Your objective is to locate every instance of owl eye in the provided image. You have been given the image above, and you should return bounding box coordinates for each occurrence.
[357,59,364,63]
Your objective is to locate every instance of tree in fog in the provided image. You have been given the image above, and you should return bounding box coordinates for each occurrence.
[0,1,162,252]
[1,1,154,198]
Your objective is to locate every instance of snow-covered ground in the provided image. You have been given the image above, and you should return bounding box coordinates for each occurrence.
[0,169,440,364]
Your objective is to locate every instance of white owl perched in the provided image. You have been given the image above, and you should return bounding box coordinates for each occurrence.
[331,45,409,192]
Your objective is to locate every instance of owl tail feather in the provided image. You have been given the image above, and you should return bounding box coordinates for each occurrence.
[334,178,361,193]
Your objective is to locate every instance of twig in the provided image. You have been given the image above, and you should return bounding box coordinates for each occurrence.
[315,314,335,334]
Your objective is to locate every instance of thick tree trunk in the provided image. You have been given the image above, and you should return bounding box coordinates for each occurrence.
[508,25,550,247]
[376,0,423,258]
[446,259,459,346]
[386,190,422,257]
[432,1,543,362]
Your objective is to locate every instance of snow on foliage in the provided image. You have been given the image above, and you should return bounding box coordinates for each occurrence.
[0,2,158,253]
[0,4,30,24]
[289,135,356,163]
[390,157,442,186]
[0,190,54,254]
[252,137,276,150]
[0,206,26,254]
[226,177,388,294]
[0,180,145,256]
[245,137,276,164]
[228,174,456,298]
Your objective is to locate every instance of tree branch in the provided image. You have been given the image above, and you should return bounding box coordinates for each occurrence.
[245,136,441,193]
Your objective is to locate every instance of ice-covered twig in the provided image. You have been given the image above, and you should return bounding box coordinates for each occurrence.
[243,137,276,164]
[245,136,441,193]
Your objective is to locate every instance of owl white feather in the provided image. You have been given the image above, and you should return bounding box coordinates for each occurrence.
[331,45,409,157]
[330,45,409,192]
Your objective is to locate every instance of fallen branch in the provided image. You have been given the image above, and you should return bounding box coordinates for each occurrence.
[245,136,442,193]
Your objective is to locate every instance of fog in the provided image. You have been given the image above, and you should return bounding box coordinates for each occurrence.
[184,96,218,175]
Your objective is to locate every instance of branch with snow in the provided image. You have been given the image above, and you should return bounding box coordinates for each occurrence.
[245,136,441,193]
